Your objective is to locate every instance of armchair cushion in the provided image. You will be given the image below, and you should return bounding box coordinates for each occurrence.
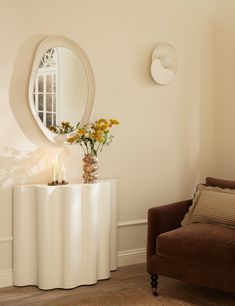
[181,184,235,229]
[157,223,235,269]
[147,200,192,258]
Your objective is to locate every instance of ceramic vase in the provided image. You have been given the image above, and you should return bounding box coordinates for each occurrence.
[83,153,98,183]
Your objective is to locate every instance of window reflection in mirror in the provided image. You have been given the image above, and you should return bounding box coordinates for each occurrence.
[33,47,88,130]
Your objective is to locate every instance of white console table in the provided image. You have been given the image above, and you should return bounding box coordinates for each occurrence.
[13,180,117,290]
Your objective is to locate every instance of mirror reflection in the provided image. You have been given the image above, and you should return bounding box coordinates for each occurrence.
[33,47,88,131]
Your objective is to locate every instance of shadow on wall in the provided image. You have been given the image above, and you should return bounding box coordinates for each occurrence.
[0,147,71,187]
[0,147,54,188]
[9,35,55,149]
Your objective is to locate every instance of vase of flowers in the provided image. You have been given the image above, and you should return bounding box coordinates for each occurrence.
[67,118,119,183]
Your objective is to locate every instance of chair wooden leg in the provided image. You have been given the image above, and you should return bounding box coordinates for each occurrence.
[150,274,158,296]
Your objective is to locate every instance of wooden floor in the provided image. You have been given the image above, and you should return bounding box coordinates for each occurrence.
[0,263,149,306]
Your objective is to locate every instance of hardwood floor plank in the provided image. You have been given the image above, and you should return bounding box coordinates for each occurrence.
[1,264,234,306]
[0,264,148,306]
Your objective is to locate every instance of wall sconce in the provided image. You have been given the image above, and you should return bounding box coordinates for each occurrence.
[150,42,177,85]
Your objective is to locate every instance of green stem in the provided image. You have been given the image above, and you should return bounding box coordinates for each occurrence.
[80,143,86,154]
[96,142,101,153]
[84,142,89,154]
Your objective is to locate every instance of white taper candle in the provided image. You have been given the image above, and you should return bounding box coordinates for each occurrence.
[61,165,66,181]
[52,155,58,182]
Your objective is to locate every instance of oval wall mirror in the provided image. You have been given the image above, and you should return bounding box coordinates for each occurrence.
[29,36,95,144]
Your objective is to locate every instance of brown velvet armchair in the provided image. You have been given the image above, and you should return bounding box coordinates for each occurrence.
[147,177,235,296]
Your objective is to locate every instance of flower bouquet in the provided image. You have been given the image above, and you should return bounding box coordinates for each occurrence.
[67,118,119,183]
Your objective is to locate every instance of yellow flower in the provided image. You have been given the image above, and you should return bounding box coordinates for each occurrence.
[110,119,119,125]
[97,118,107,124]
[100,124,108,131]
[94,130,105,143]
[67,137,75,143]
[68,134,82,143]
[77,128,85,135]
[95,122,108,131]
[66,117,119,153]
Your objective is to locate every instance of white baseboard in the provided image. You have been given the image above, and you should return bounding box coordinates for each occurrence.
[117,219,147,228]
[0,269,13,288]
[0,236,13,243]
[118,247,146,267]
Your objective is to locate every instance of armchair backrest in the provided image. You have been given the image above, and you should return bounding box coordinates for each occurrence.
[205,177,235,189]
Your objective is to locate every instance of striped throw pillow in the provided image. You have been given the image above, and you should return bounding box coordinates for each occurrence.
[181,184,235,228]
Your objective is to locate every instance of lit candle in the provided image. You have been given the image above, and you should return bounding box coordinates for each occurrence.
[52,156,58,182]
[61,165,66,182]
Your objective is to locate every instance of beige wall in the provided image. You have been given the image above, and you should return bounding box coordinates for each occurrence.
[215,0,235,178]
[0,0,216,285]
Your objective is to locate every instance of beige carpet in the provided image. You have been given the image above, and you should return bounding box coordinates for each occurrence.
[44,279,235,306]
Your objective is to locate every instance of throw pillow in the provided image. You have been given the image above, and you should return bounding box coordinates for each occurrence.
[181,184,235,228]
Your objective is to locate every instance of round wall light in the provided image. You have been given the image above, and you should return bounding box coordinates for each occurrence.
[150,42,177,85]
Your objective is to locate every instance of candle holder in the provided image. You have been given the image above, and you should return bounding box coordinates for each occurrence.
[48,180,69,186]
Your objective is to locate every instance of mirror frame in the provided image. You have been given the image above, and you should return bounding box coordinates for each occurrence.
[28,36,95,144]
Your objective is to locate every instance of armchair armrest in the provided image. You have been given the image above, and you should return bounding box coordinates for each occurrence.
[147,200,192,258]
